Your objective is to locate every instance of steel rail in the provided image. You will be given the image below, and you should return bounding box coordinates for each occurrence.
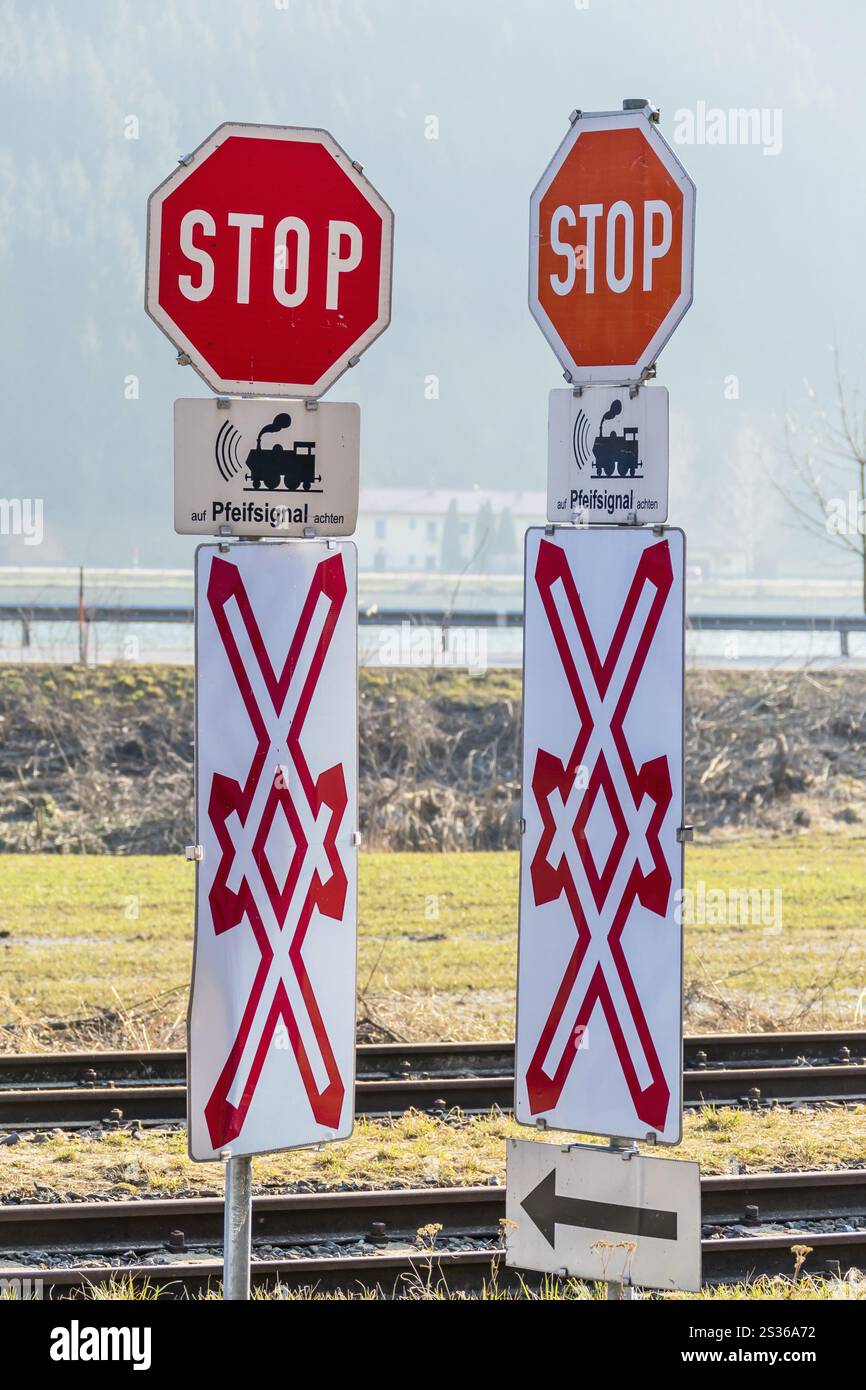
[1,1031,862,1090]
[1,1170,863,1254]
[8,1233,864,1297]
[2,1172,865,1296]
[1,1066,864,1129]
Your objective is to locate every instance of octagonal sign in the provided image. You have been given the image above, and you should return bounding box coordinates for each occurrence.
[146,123,394,398]
[529,109,695,386]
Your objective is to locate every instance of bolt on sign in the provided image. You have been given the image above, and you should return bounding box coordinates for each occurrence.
[188,541,358,1161]
[146,123,394,397]
[529,105,695,386]
[515,526,685,1145]
[174,398,360,537]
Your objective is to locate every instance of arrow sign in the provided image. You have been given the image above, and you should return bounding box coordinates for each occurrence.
[506,1139,701,1292]
[521,1168,678,1247]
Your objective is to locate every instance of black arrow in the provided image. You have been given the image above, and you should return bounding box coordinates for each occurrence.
[521,1169,678,1248]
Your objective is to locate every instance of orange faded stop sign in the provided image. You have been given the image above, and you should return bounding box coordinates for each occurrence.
[529,108,695,385]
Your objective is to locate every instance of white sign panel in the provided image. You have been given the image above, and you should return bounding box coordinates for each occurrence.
[189,540,358,1161]
[547,387,668,525]
[175,399,360,538]
[505,1138,701,1292]
[516,526,684,1144]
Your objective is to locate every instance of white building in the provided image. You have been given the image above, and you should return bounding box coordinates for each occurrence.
[356,488,546,574]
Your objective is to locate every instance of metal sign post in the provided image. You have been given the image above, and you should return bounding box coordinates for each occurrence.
[605,1138,638,1301]
[223,1152,253,1300]
[510,98,699,1300]
[146,121,393,1302]
[190,537,359,1300]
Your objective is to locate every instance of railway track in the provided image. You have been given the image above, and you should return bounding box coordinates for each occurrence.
[1,1170,864,1296]
[0,1031,864,1129]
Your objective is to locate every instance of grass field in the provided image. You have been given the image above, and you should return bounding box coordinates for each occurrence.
[0,836,865,1045]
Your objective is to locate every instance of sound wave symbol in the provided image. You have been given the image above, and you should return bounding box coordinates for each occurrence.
[572,409,592,471]
[215,421,243,482]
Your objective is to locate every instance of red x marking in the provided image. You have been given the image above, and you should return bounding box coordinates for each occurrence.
[526,537,674,1130]
[202,553,349,1148]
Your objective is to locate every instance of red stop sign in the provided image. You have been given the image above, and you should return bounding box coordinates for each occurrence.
[146,123,394,398]
[529,108,695,386]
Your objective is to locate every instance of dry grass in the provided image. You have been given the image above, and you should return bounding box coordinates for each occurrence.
[1,1104,864,1202]
[8,664,866,856]
[59,1269,864,1300]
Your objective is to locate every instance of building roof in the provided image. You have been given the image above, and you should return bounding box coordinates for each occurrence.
[358,487,546,517]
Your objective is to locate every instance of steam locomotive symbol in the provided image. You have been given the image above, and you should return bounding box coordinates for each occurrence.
[214,412,322,492]
[572,398,643,479]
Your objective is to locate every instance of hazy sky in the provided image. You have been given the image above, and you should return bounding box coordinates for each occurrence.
[1,0,864,574]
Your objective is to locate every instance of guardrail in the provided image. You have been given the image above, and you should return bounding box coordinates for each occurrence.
[688,613,866,657]
[2,604,866,658]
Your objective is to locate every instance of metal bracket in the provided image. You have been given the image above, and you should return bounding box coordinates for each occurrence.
[608,1136,639,1161]
[652,524,665,537]
[178,152,194,167]
[568,109,582,125]
[302,526,316,539]
[351,159,364,173]
[545,523,556,535]
[304,398,319,411]
[623,98,660,124]
[176,351,192,366]
[676,825,694,843]
[519,817,526,835]
[347,354,361,367]
[217,397,231,410]
[351,830,363,847]
[185,844,203,862]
